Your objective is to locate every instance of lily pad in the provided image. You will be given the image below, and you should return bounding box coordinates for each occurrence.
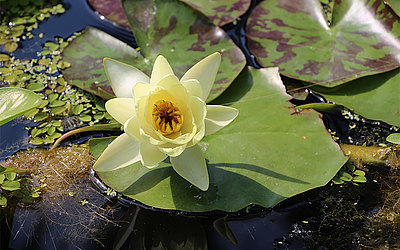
[0,87,42,126]
[62,27,145,100]
[88,0,130,28]
[94,67,347,212]
[180,0,251,26]
[63,0,246,102]
[122,0,246,101]
[386,0,400,16]
[386,133,400,144]
[311,68,400,127]
[246,0,400,87]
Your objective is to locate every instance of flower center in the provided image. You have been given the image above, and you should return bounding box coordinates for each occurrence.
[152,100,183,135]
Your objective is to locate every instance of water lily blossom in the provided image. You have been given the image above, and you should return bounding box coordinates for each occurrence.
[93,52,238,191]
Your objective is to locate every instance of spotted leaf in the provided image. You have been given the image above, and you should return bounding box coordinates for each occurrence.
[246,0,400,87]
[88,0,130,28]
[180,0,251,26]
[62,27,149,100]
[122,0,246,101]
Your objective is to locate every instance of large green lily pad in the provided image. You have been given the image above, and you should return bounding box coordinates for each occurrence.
[0,87,41,126]
[386,0,400,16]
[62,0,245,102]
[180,0,251,26]
[246,0,400,87]
[312,68,400,127]
[93,67,347,212]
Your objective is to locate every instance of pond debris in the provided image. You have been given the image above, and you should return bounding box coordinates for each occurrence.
[340,144,400,168]
[288,164,400,249]
[1,146,129,248]
[364,169,400,248]
[2,146,94,196]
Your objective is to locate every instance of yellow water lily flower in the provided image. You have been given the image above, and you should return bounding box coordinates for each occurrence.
[93,52,238,191]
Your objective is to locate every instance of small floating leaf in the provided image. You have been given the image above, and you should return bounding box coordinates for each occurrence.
[57,60,71,69]
[48,93,59,102]
[43,136,54,144]
[0,53,10,61]
[332,176,344,185]
[5,172,16,181]
[47,126,56,135]
[386,133,400,144]
[31,127,41,137]
[50,106,66,115]
[352,175,367,183]
[72,104,84,115]
[51,132,62,139]
[0,195,6,207]
[4,41,18,52]
[51,120,62,127]
[38,58,51,66]
[339,172,353,182]
[34,112,49,122]
[56,85,66,93]
[94,112,105,120]
[30,137,44,145]
[2,180,21,191]
[79,114,92,122]
[44,41,59,51]
[27,82,45,92]
[353,170,365,176]
[49,100,65,107]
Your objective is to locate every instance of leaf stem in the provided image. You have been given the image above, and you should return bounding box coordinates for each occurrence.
[50,123,122,151]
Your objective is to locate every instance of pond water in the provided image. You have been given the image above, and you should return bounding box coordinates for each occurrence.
[1,0,399,249]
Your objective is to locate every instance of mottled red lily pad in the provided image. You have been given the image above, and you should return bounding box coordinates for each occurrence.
[122,0,246,101]
[63,0,245,101]
[88,0,130,28]
[62,27,148,100]
[247,0,400,87]
[180,0,251,26]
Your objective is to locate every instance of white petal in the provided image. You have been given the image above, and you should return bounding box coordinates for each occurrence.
[140,142,167,168]
[124,116,141,141]
[180,52,221,101]
[150,55,174,85]
[105,98,135,125]
[181,79,203,99]
[170,145,209,191]
[133,82,155,103]
[158,144,187,157]
[93,133,141,172]
[104,58,149,98]
[190,96,207,125]
[205,105,238,136]
[156,74,181,91]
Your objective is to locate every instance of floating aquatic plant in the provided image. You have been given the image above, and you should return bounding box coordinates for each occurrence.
[94,52,238,191]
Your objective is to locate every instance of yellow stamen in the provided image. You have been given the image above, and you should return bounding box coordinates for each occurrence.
[152,100,183,135]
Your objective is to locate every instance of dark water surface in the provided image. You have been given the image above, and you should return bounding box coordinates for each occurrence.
[0,0,391,249]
